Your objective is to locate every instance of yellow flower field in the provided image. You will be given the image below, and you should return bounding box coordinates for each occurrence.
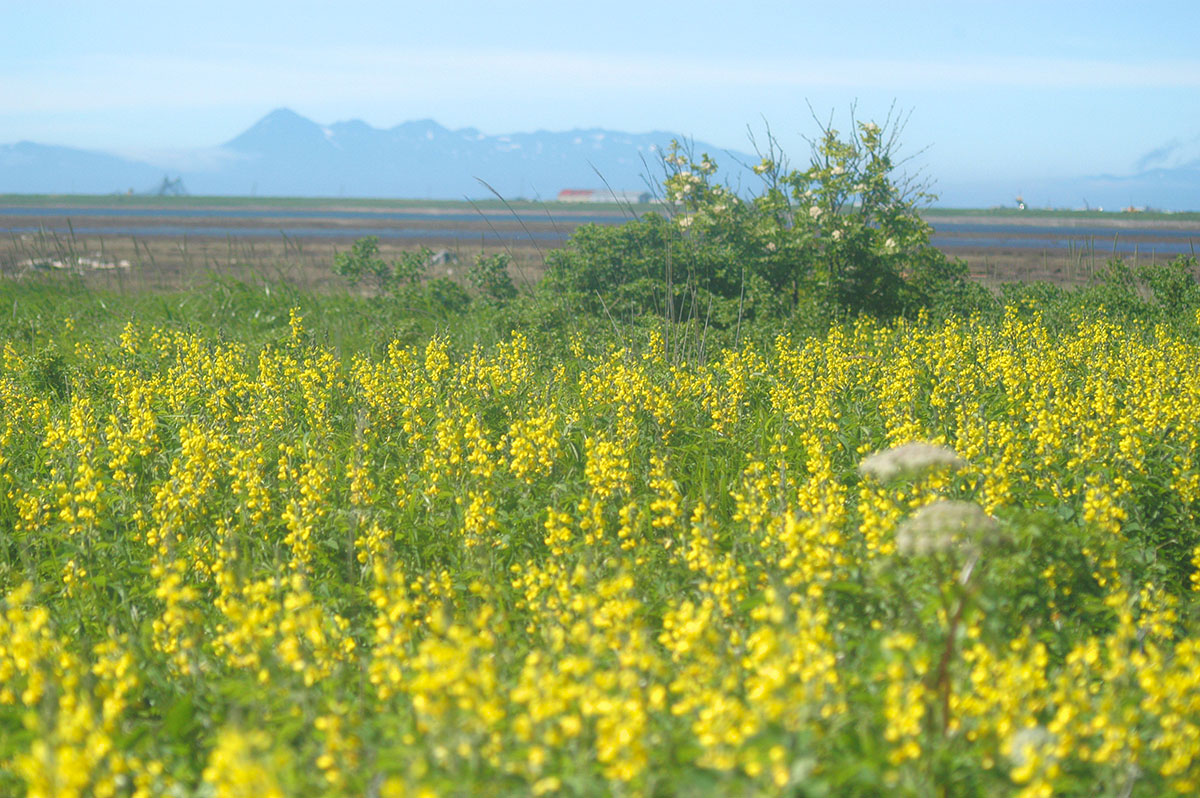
[2,306,1199,796]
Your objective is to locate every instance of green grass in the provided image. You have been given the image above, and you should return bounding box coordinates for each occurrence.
[2,274,1200,796]
[0,193,658,212]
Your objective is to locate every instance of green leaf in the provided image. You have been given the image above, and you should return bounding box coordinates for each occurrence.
[163,695,196,738]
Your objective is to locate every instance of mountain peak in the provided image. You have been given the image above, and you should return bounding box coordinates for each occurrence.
[391,119,449,137]
[263,107,306,122]
[2,112,750,201]
[224,108,326,152]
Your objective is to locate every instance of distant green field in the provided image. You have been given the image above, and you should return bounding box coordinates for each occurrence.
[3,193,1197,222]
[0,193,644,212]
[925,206,1200,223]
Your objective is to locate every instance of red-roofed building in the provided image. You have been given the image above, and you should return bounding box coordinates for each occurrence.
[557,189,653,204]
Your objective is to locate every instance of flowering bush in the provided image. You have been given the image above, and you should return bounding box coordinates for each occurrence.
[547,112,985,324]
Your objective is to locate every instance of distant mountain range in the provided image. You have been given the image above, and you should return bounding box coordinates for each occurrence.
[0,108,749,200]
[1,108,1198,210]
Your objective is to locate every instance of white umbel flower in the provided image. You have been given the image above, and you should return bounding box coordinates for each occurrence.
[895,500,998,556]
[858,442,965,482]
[1005,726,1055,772]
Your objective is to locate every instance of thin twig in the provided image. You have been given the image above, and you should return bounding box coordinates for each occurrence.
[588,160,637,221]
[464,194,530,291]
[594,290,622,340]
[472,179,536,289]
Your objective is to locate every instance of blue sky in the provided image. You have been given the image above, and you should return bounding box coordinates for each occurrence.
[3,0,1198,202]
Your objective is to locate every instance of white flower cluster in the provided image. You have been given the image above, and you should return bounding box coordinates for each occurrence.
[894,500,998,556]
[667,171,704,202]
[860,443,1003,559]
[858,442,964,482]
[1005,726,1055,771]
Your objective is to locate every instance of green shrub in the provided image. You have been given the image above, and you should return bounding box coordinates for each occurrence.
[467,252,518,305]
[333,237,431,295]
[1058,255,1200,325]
[27,347,71,400]
[1138,255,1200,317]
[547,111,978,325]
[421,276,471,315]
[332,236,392,293]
